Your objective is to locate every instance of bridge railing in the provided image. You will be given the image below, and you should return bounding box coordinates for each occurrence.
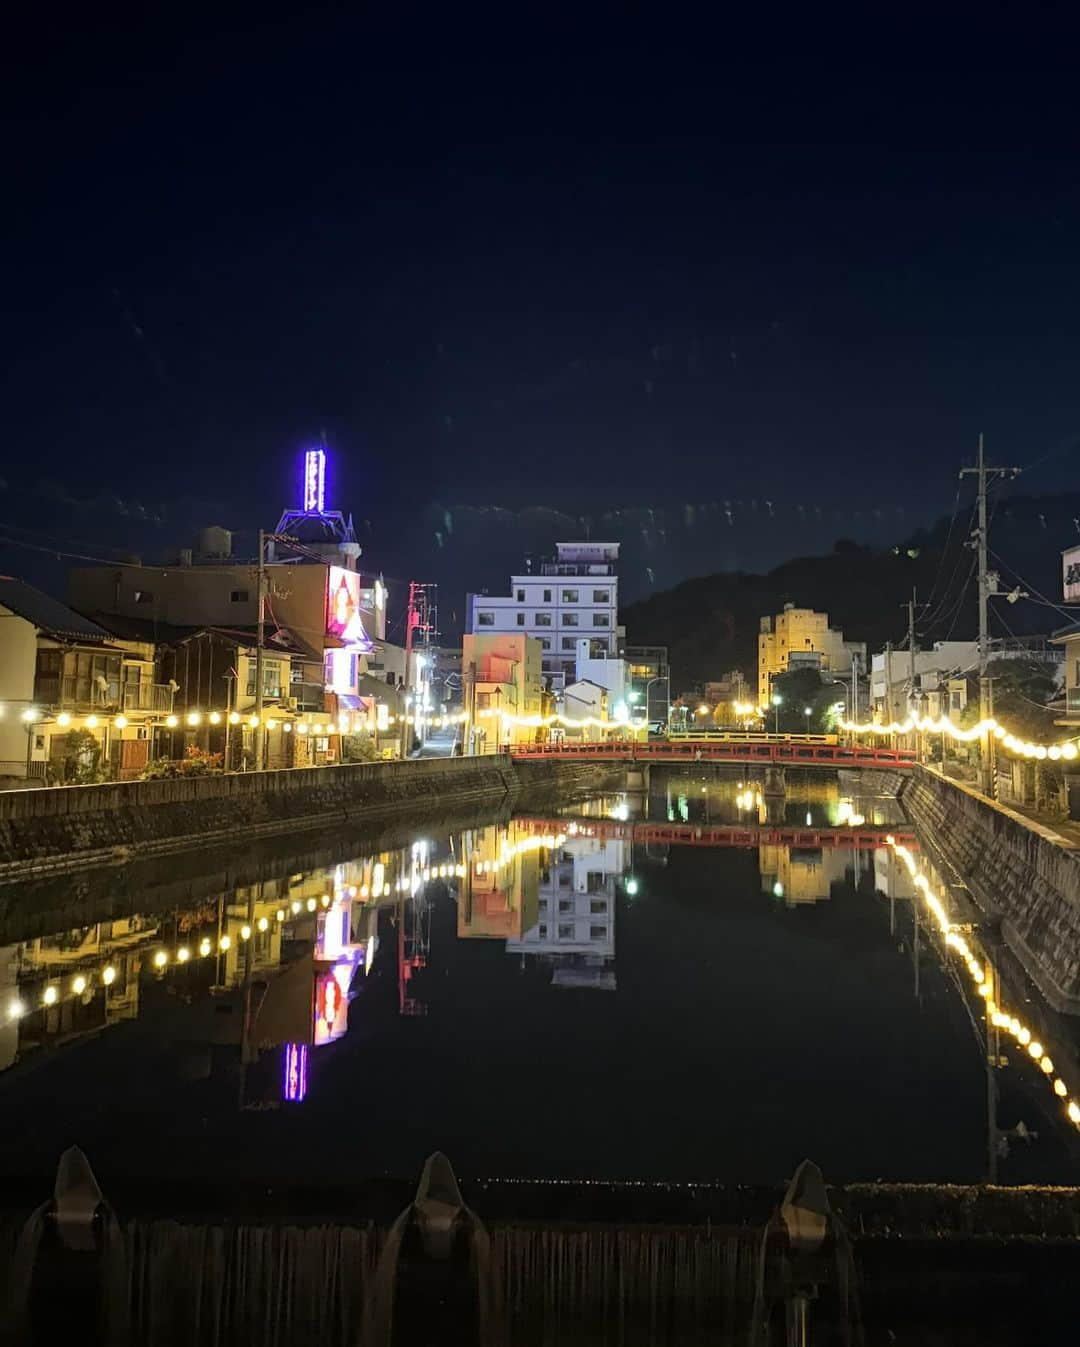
[510,740,916,767]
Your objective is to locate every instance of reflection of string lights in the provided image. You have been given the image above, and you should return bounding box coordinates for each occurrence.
[885,837,1080,1133]
[843,715,1080,762]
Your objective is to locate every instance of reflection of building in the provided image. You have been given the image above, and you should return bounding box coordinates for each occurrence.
[759,844,850,905]
[467,542,622,691]
[457,823,541,938]
[758,604,865,706]
[509,832,623,989]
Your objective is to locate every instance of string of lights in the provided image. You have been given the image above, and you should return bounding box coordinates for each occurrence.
[840,713,1078,760]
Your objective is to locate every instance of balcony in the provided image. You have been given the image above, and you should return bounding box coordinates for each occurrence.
[537,562,616,577]
[122,683,175,713]
[292,681,326,712]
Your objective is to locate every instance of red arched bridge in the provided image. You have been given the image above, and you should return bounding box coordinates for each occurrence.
[518,816,916,850]
[509,740,916,769]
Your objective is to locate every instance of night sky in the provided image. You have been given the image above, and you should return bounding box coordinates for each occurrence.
[5,10,1080,606]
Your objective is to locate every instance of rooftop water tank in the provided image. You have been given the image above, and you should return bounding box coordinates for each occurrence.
[198,526,232,558]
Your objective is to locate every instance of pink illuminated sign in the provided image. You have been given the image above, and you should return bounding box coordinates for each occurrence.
[283,1042,308,1102]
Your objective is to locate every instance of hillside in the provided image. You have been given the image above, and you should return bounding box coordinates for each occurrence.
[623,491,1077,687]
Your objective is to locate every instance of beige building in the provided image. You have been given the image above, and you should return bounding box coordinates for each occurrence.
[758,604,865,705]
[462,632,544,753]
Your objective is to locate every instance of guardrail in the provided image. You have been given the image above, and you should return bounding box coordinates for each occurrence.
[511,741,917,767]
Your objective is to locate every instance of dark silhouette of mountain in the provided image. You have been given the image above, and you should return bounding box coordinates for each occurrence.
[623,492,1080,687]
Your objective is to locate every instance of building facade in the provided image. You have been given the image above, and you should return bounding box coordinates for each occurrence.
[758,604,866,705]
[461,632,545,752]
[467,542,622,690]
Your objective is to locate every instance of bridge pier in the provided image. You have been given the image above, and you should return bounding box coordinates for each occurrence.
[626,765,649,793]
[763,765,786,796]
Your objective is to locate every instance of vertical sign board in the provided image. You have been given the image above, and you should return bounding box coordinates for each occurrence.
[303,448,326,514]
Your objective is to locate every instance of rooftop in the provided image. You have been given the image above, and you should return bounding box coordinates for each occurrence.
[0,577,112,644]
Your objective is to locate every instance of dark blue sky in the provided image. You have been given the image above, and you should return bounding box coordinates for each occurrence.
[4,8,1080,601]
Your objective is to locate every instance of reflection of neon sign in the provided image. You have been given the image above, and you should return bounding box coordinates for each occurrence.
[283,1042,308,1102]
[303,448,326,513]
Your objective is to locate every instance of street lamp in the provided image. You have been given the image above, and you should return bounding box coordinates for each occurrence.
[771,694,782,735]
[804,707,812,734]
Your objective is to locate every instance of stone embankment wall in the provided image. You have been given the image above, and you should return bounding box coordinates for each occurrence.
[0,757,622,878]
[903,767,1080,1013]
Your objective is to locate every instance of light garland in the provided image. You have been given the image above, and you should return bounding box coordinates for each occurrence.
[841,714,1079,762]
[885,836,1080,1134]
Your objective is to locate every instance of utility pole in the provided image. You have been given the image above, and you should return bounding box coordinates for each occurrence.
[254,528,266,772]
[904,588,921,761]
[960,435,1020,794]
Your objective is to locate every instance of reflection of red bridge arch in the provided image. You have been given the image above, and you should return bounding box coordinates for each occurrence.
[518,817,917,850]
[511,741,916,768]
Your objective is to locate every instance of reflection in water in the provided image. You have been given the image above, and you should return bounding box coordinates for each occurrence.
[0,770,1076,1184]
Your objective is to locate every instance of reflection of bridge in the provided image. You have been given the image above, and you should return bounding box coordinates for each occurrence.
[511,741,916,768]
[518,817,916,849]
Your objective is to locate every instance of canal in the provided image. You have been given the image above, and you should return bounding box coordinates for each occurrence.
[1,765,1077,1194]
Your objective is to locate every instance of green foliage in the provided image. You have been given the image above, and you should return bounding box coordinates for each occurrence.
[768,668,847,734]
[53,728,105,785]
[340,733,378,763]
[140,746,223,779]
[957,660,1057,741]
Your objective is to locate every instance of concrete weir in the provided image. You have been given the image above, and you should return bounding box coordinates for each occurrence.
[0,756,624,879]
[903,766,1080,1014]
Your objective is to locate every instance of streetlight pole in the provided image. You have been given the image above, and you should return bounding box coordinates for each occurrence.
[254,528,266,772]
[772,694,782,735]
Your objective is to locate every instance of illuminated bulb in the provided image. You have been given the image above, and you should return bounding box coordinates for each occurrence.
[56,712,71,727]
[1040,1056,1054,1075]
[229,711,240,724]
[8,998,25,1018]
[85,715,98,729]
[209,711,221,725]
[177,946,190,963]
[219,935,231,951]
[249,715,259,727]
[1069,1102,1080,1125]
[187,711,201,727]
[291,900,301,914]
[297,722,308,734]
[257,916,269,931]
[240,924,251,940]
[72,975,87,995]
[266,719,277,730]
[306,898,316,912]
[1063,743,1078,760]
[321,894,330,907]
[198,938,211,957]
[276,909,286,922]
[283,722,292,733]
[1054,1079,1068,1097]
[1018,1026,1031,1046]
[359,885,369,899]
[42,986,58,1006]
[102,965,116,986]
[978,982,992,998]
[153,950,168,968]
[166,714,178,728]
[1028,1041,1043,1059]
[114,715,127,729]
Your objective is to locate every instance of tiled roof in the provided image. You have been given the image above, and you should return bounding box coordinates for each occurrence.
[0,577,112,643]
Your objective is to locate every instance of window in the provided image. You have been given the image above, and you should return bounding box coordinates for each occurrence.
[590,925,608,940]
[561,637,578,650]
[543,589,552,602]
[516,613,525,626]
[586,871,605,893]
[589,899,607,914]
[516,589,525,602]
[558,924,575,939]
[558,871,572,887]
[562,613,579,626]
[538,925,548,938]
[247,659,283,699]
[592,590,609,603]
[57,650,121,706]
[593,613,610,626]
[541,638,552,650]
[230,589,250,602]
[538,899,548,913]
[476,692,491,709]
[558,899,573,913]
[534,612,552,626]
[561,589,579,603]
[134,590,153,604]
[477,611,495,626]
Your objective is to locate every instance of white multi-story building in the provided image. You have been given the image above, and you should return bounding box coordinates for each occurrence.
[466,542,622,689]
[507,835,623,989]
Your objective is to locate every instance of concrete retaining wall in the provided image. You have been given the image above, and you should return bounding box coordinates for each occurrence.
[903,767,1080,1012]
[0,757,623,878]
